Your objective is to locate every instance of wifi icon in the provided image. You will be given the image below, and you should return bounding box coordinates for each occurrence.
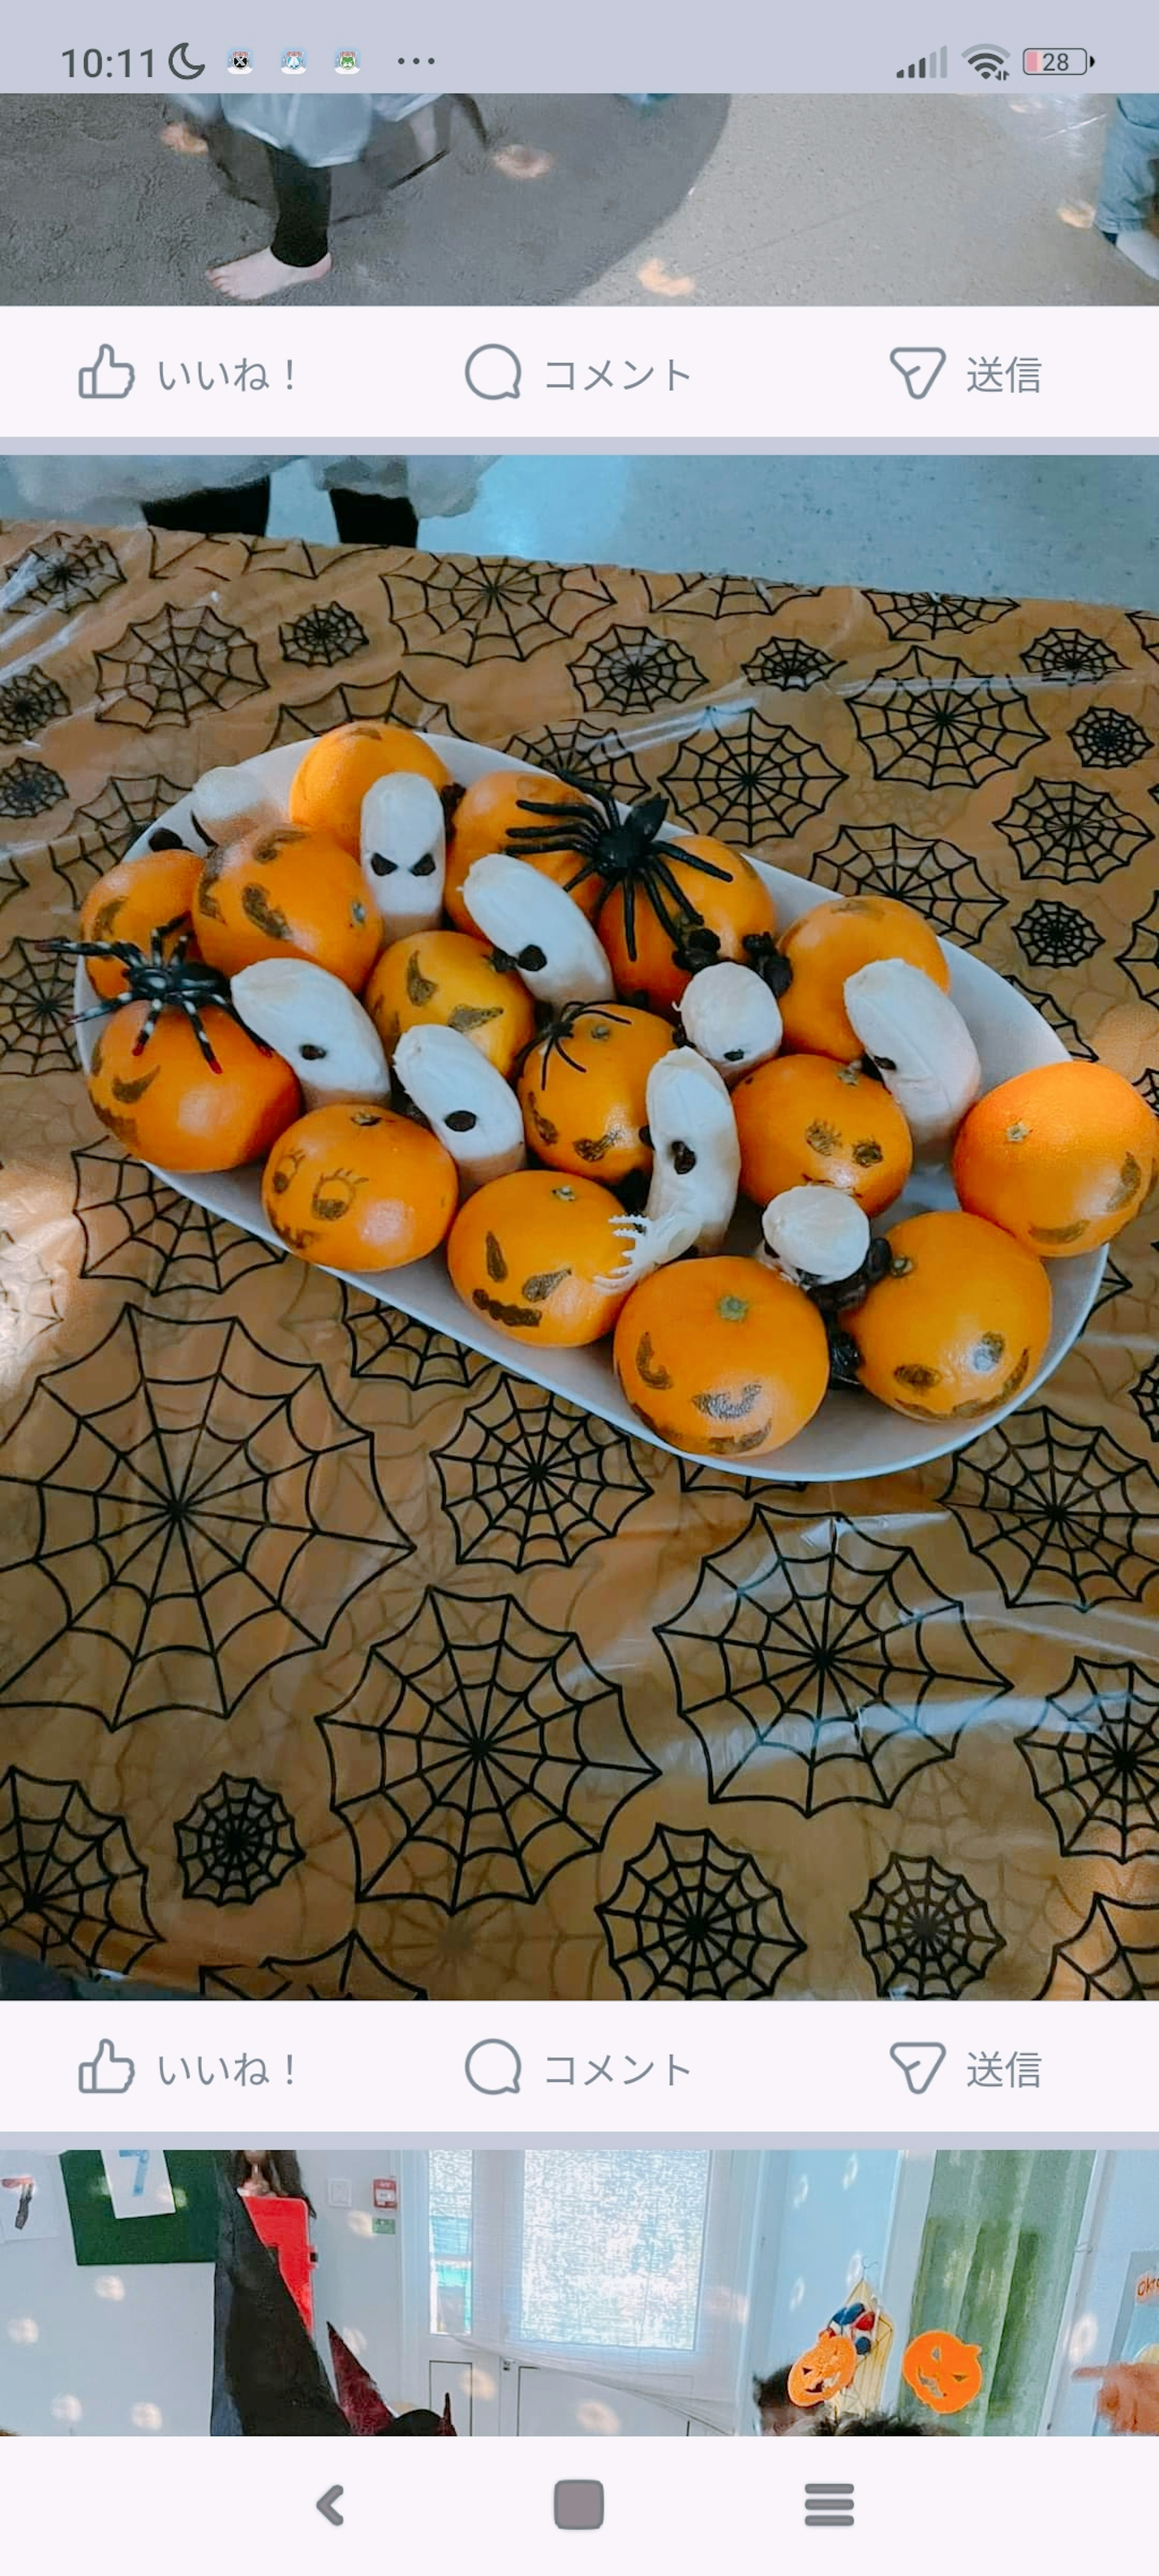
[963,42,1011,78]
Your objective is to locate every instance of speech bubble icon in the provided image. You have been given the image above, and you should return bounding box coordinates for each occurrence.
[464,342,522,401]
[464,2038,522,2095]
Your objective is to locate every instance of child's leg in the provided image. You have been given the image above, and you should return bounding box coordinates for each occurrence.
[142,479,272,537]
[208,147,333,299]
[328,490,420,548]
[1096,95,1159,236]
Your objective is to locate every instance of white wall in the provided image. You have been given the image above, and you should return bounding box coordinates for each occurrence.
[0,2155,211,2437]
[297,2148,407,2409]
[744,2149,902,2412]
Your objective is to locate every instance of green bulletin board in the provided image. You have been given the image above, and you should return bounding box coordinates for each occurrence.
[61,2151,218,2266]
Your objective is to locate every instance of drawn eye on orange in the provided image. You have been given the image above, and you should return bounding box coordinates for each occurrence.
[309,1166,367,1224]
[269,1146,305,1197]
[901,2330,984,2415]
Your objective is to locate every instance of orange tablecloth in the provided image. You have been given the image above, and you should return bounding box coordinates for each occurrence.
[1,524,1157,1999]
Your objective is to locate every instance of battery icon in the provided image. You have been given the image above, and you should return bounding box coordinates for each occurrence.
[1023,48,1094,74]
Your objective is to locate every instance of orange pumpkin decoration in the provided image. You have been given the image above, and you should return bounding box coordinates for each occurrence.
[517,1001,676,1183]
[364,928,535,1076]
[613,1256,830,1459]
[901,2330,984,2418]
[447,1169,629,1347]
[778,896,950,1060]
[288,720,451,855]
[732,1054,913,1217]
[193,824,381,990]
[847,1208,1052,1421]
[79,847,204,1000]
[444,768,600,930]
[952,1059,1159,1257]
[72,935,301,1175]
[787,2335,859,2409]
[261,1102,457,1270]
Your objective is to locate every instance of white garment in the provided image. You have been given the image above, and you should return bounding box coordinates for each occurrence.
[1,455,490,523]
[181,92,440,167]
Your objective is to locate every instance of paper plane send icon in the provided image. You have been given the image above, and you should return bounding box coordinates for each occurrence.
[889,2041,947,2095]
[889,346,947,400]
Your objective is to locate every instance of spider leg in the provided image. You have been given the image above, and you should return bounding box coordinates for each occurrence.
[70,1000,120,1027]
[647,850,707,924]
[177,992,222,1073]
[653,832,733,886]
[131,996,164,1057]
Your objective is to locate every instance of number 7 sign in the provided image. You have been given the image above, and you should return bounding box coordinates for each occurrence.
[100,2148,177,2222]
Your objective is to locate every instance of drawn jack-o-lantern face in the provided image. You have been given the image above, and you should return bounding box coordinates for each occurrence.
[787,2332,858,2408]
[901,2329,984,2417]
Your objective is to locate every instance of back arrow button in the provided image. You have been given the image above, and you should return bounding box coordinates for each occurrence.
[317,2488,345,2527]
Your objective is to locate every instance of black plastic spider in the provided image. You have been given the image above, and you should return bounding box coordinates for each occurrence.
[505,767,788,987]
[40,916,265,1074]
[522,997,639,1085]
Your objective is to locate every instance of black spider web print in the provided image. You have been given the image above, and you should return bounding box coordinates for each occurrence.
[1014,899,1103,972]
[659,712,846,846]
[1092,1247,1135,1321]
[175,1774,303,1905]
[807,824,1005,944]
[0,756,66,820]
[1132,1356,1159,1441]
[639,573,822,621]
[863,591,1018,641]
[597,1824,806,1999]
[1069,706,1152,769]
[72,1136,286,1311]
[939,1408,1159,1611]
[232,536,389,583]
[1138,1065,1159,1115]
[1126,611,1159,664]
[853,1853,1004,1999]
[1119,888,1159,1003]
[94,603,265,730]
[0,938,78,1077]
[0,1306,411,1725]
[657,1513,1009,1815]
[434,1379,650,1571]
[1017,1661,1159,1863]
[0,1766,155,1973]
[31,772,195,917]
[381,559,617,665]
[262,669,461,750]
[1021,627,1124,684]
[0,1225,66,1360]
[0,532,126,621]
[321,1590,657,1911]
[199,1932,427,1999]
[279,600,370,669]
[1037,1894,1159,1999]
[0,663,69,745]
[569,624,708,715]
[742,638,839,691]
[339,1285,493,1396]
[1002,970,1095,1058]
[997,778,1151,881]
[848,650,1049,791]
[502,720,657,808]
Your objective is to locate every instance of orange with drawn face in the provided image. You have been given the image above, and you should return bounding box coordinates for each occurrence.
[288,721,452,855]
[261,1102,457,1270]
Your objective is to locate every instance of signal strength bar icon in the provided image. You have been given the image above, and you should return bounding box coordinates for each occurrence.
[897,46,948,77]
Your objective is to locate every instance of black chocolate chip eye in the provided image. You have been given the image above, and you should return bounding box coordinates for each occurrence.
[672,1140,697,1174]
[517,944,547,972]
[873,1054,897,1072]
[638,1124,653,1147]
[369,852,397,876]
[148,827,186,852]
[411,852,437,877]
[723,1046,745,1062]
[300,1043,328,1061]
[444,1109,478,1133]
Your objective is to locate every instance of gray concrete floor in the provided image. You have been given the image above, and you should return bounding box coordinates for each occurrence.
[0,91,1152,304]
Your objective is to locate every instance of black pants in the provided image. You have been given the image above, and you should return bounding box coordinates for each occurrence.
[143,484,420,546]
[268,146,332,268]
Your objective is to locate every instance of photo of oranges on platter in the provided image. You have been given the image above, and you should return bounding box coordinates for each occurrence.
[61,722,1157,1481]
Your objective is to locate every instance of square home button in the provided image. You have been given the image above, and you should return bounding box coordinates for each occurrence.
[554,2482,605,2531]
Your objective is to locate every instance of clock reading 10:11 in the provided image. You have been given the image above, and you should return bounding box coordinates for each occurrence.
[61,46,207,78]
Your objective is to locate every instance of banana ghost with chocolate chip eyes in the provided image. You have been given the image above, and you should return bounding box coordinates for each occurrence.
[189,759,284,847]
[394,1023,527,1193]
[359,771,447,940]
[460,851,615,1006]
[677,960,783,1083]
[597,1048,740,1291]
[230,958,391,1111]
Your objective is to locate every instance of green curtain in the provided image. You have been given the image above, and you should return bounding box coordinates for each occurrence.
[902,2151,1094,2434]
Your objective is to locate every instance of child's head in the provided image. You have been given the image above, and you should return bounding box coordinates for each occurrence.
[811,2412,940,2436]
[753,2368,813,2436]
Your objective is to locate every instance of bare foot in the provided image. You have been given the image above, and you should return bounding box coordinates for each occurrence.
[161,119,209,155]
[491,143,555,180]
[207,247,333,301]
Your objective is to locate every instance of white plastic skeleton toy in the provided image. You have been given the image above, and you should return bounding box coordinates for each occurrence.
[598,1048,741,1290]
[677,960,783,1084]
[230,958,391,1111]
[758,1183,871,1287]
[187,761,284,848]
[460,853,615,1006]
[393,1024,526,1193]
[359,772,447,941]
[842,958,981,1152]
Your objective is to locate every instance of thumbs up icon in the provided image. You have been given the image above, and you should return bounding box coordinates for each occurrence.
[78,346,135,400]
[77,2038,135,2094]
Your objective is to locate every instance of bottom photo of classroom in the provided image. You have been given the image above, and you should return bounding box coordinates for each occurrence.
[0,2146,1155,2437]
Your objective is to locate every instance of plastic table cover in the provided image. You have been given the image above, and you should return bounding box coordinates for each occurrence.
[0,522,1156,2002]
